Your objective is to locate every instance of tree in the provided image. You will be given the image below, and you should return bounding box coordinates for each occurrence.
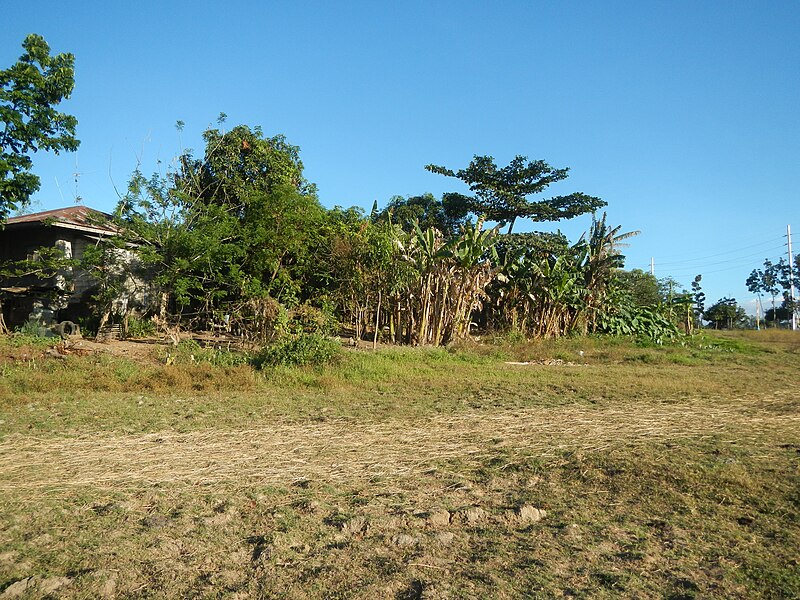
[425,155,605,233]
[746,259,782,325]
[615,269,661,306]
[765,304,792,326]
[175,123,313,215]
[375,193,466,237]
[703,297,747,330]
[0,34,79,221]
[115,121,325,336]
[691,274,705,327]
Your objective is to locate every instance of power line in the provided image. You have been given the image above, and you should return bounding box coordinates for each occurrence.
[648,236,785,267]
[633,244,787,274]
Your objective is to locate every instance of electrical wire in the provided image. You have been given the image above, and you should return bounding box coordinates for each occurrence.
[635,244,789,274]
[646,236,786,267]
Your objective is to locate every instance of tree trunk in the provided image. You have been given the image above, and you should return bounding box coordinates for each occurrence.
[373,291,381,350]
[0,297,8,334]
[96,309,111,341]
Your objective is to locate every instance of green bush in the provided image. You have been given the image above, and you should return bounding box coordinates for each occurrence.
[596,293,680,345]
[125,315,157,338]
[255,333,342,368]
[15,319,53,339]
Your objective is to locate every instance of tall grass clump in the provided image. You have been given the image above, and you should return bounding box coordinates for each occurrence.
[159,339,253,367]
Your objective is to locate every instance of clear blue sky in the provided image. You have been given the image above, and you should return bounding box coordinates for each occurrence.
[3,1,799,312]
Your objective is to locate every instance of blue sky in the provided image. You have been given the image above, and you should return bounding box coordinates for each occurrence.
[3,1,799,312]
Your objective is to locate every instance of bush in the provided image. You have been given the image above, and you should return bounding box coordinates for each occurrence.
[288,303,339,335]
[15,319,54,339]
[125,315,157,338]
[254,333,342,368]
[596,290,680,345]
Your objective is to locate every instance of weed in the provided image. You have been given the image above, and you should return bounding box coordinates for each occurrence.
[158,339,252,367]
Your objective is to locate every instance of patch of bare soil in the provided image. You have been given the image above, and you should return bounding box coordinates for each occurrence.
[50,337,167,363]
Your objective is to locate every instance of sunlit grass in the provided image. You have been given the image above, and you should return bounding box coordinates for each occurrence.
[0,330,798,597]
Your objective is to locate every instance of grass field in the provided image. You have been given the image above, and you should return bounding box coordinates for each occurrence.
[0,331,798,598]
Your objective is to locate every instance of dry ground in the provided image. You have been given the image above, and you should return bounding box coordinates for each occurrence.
[2,393,796,493]
[0,331,798,598]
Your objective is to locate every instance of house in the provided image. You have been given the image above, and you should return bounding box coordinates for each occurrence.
[0,206,147,331]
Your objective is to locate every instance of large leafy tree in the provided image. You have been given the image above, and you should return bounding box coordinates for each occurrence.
[425,155,605,233]
[375,192,467,237]
[746,259,782,322]
[115,122,324,326]
[703,297,746,330]
[615,269,661,307]
[176,123,313,214]
[0,34,79,221]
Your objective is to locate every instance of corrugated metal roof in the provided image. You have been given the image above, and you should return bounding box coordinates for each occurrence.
[5,206,118,235]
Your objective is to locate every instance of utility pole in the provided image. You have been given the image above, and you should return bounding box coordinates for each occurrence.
[789,225,796,331]
[650,257,655,276]
[756,300,761,331]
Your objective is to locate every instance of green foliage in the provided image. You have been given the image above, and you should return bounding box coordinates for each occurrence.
[125,315,156,338]
[398,219,500,345]
[104,125,655,346]
[691,274,705,326]
[615,269,661,306]
[375,192,466,237]
[320,216,414,342]
[0,34,79,220]
[159,339,252,367]
[487,213,638,339]
[254,333,342,368]
[703,297,748,330]
[288,303,338,335]
[425,155,606,233]
[596,290,680,344]
[178,124,316,209]
[746,254,799,326]
[15,318,54,339]
[0,243,74,282]
[115,122,324,319]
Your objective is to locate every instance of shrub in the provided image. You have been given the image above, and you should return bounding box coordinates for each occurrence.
[254,333,342,368]
[125,315,157,338]
[15,319,54,339]
[597,298,680,345]
[288,303,339,335]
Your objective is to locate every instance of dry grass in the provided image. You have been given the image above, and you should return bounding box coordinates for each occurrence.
[1,393,795,496]
[0,332,799,598]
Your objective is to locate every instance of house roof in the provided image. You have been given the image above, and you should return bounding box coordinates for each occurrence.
[4,206,118,236]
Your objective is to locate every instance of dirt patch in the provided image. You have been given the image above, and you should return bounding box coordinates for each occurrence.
[56,338,166,362]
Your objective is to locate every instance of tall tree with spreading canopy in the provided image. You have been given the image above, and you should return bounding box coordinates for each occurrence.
[175,123,314,214]
[114,121,325,336]
[0,34,79,221]
[425,155,606,233]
